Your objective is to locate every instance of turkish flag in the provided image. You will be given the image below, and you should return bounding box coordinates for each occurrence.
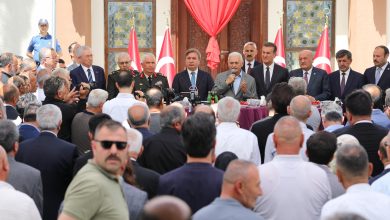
[155,27,175,87]
[128,27,142,72]
[313,25,331,74]
[274,26,286,68]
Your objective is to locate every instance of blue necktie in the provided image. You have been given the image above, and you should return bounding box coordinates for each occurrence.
[191,72,196,87]
[375,67,382,84]
[87,68,93,83]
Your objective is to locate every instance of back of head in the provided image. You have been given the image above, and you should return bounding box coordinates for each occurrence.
[0,52,14,68]
[362,84,382,109]
[75,45,91,58]
[271,82,295,114]
[288,77,307,95]
[215,151,238,171]
[37,68,50,86]
[337,134,360,148]
[345,90,372,116]
[0,120,19,153]
[127,128,143,154]
[87,89,108,108]
[322,102,343,119]
[88,113,112,137]
[307,131,337,165]
[324,111,343,124]
[378,135,390,162]
[217,97,240,122]
[146,88,163,108]
[37,104,62,130]
[385,88,390,107]
[141,195,191,220]
[23,102,42,122]
[117,71,133,88]
[43,76,66,99]
[335,143,369,180]
[51,67,70,79]
[160,105,185,128]
[289,95,311,121]
[3,84,19,103]
[194,105,216,122]
[128,103,150,127]
[273,116,303,153]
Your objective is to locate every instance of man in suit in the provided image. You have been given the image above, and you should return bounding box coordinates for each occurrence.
[0,120,43,216]
[3,84,22,125]
[172,48,214,101]
[333,90,388,176]
[290,50,331,101]
[67,42,80,72]
[329,49,364,102]
[126,103,154,140]
[16,104,78,220]
[250,42,289,98]
[70,45,106,90]
[213,52,257,100]
[242,42,260,74]
[18,103,41,142]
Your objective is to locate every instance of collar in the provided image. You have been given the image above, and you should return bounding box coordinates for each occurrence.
[41,130,58,137]
[274,154,303,161]
[378,62,389,70]
[245,60,255,67]
[354,120,373,125]
[140,72,157,79]
[83,110,96,115]
[340,68,351,76]
[39,33,51,39]
[346,183,371,193]
[87,160,120,182]
[217,122,239,128]
[303,67,313,75]
[0,181,14,190]
[264,62,275,71]
[187,68,198,75]
[116,93,135,99]
[81,64,92,72]
[385,164,390,170]
[20,123,40,131]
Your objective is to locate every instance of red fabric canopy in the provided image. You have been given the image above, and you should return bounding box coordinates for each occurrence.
[184,0,241,70]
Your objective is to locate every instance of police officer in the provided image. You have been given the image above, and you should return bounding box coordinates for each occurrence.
[107,52,138,99]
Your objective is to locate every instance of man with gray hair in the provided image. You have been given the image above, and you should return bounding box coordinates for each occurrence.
[126,102,154,140]
[138,104,187,174]
[67,42,80,71]
[362,84,390,128]
[213,52,257,100]
[0,52,18,83]
[16,104,78,220]
[215,97,261,165]
[35,68,50,102]
[322,102,344,132]
[321,143,390,219]
[19,102,41,142]
[146,88,164,133]
[37,47,58,72]
[72,89,108,155]
[264,95,314,162]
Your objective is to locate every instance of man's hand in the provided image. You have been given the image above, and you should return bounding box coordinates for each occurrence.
[79,82,90,99]
[240,80,247,94]
[134,90,145,102]
[64,87,79,104]
[225,74,236,85]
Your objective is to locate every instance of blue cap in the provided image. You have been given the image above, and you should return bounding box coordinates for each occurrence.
[38,19,48,25]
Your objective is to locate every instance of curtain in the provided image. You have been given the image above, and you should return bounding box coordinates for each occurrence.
[184,0,241,70]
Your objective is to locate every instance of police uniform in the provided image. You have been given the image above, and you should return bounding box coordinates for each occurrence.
[107,69,138,100]
[133,72,169,95]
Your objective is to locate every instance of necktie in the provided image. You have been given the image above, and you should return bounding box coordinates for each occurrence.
[265,67,270,89]
[340,72,346,95]
[303,71,309,84]
[148,76,152,87]
[375,67,382,84]
[190,72,196,87]
[233,75,241,94]
[87,69,93,83]
[247,63,252,74]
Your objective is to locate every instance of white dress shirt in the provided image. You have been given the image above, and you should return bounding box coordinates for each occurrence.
[371,164,390,196]
[81,64,96,81]
[321,183,390,220]
[187,68,198,85]
[245,60,255,73]
[263,121,314,163]
[215,122,261,165]
[102,93,142,123]
[0,181,41,220]
[254,155,331,220]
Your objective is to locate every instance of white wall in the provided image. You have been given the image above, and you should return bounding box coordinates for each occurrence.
[268,0,283,42]
[0,0,54,57]
[335,0,349,70]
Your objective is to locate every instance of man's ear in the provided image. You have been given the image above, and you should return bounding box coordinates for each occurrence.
[287,106,291,115]
[368,162,373,177]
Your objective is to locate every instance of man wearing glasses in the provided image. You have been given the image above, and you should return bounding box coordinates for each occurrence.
[59,120,130,220]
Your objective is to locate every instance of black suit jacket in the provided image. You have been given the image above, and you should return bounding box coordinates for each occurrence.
[333,122,388,176]
[329,69,364,101]
[290,67,331,100]
[132,160,160,199]
[364,63,390,107]
[172,69,214,101]
[16,132,78,220]
[5,105,19,120]
[70,65,106,90]
[250,63,289,97]
[241,60,261,73]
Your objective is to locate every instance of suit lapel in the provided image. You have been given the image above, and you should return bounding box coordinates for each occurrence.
[270,65,279,86]
[183,70,192,89]
[344,70,355,95]
[378,63,390,85]
[196,71,203,89]
[308,69,318,92]
[78,66,89,82]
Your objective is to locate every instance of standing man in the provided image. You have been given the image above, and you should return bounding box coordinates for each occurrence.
[67,42,80,72]
[107,52,138,100]
[242,42,260,74]
[27,19,62,65]
[172,48,214,101]
[70,46,106,90]
[290,50,330,101]
[0,52,18,84]
[213,52,257,100]
[37,47,58,72]
[250,42,289,98]
[329,49,364,102]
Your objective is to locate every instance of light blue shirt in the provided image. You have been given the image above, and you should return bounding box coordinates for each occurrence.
[371,109,390,129]
[232,71,243,94]
[371,165,390,196]
[324,124,344,132]
[27,33,62,62]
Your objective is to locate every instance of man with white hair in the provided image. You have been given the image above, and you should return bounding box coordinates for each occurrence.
[215,97,261,165]
[126,102,154,140]
[213,52,257,100]
[16,104,78,220]
[37,47,58,72]
[322,102,344,132]
[72,89,108,154]
[0,52,18,83]
[362,84,390,128]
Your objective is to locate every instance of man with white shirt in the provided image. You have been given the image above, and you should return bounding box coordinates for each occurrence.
[254,116,331,220]
[241,42,260,74]
[321,142,390,220]
[263,95,314,162]
[370,135,390,194]
[215,97,261,165]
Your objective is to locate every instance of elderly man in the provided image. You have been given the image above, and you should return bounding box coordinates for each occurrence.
[362,84,390,128]
[59,120,129,220]
[250,42,290,97]
[213,52,257,100]
[290,50,331,101]
[138,105,187,174]
[35,68,50,102]
[172,48,214,101]
[158,112,224,213]
[255,116,331,220]
[37,47,58,72]
[107,52,138,100]
[3,84,21,125]
[126,103,154,140]
[141,196,191,220]
[321,143,390,219]
[193,160,263,220]
[242,42,260,74]
[19,103,41,142]
[70,46,106,90]
[67,42,80,71]
[72,89,108,155]
[16,104,78,220]
[215,97,261,165]
[0,52,17,84]
[370,135,390,193]
[146,88,164,133]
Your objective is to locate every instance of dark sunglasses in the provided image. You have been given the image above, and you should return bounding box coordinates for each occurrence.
[95,140,127,150]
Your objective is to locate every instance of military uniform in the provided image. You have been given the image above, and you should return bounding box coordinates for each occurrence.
[133,72,169,95]
[107,69,138,100]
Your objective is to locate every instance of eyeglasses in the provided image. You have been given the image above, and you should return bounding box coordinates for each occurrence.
[94,140,127,150]
[118,61,130,65]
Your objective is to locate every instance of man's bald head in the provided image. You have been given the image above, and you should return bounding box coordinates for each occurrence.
[141,195,191,220]
[127,103,150,128]
[0,145,9,181]
[288,95,312,121]
[194,105,216,122]
[273,116,303,154]
[362,84,382,108]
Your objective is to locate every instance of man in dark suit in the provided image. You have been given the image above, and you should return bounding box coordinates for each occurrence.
[250,82,295,163]
[172,48,214,101]
[329,49,364,102]
[16,104,78,220]
[18,103,41,142]
[3,84,22,125]
[333,90,388,176]
[126,103,155,140]
[242,42,260,74]
[250,42,289,98]
[363,45,390,108]
[70,45,106,90]
[290,50,331,101]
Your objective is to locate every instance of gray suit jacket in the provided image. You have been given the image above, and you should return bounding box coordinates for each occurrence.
[213,70,257,100]
[122,182,148,220]
[7,155,43,216]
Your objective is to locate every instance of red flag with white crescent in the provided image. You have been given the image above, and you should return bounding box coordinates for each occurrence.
[155,27,175,87]
[128,27,142,72]
[274,26,286,68]
[313,25,331,74]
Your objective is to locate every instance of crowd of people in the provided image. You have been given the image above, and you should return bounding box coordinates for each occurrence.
[1,19,390,220]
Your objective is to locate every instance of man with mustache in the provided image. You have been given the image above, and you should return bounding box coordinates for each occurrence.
[59,120,129,220]
[241,42,260,74]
